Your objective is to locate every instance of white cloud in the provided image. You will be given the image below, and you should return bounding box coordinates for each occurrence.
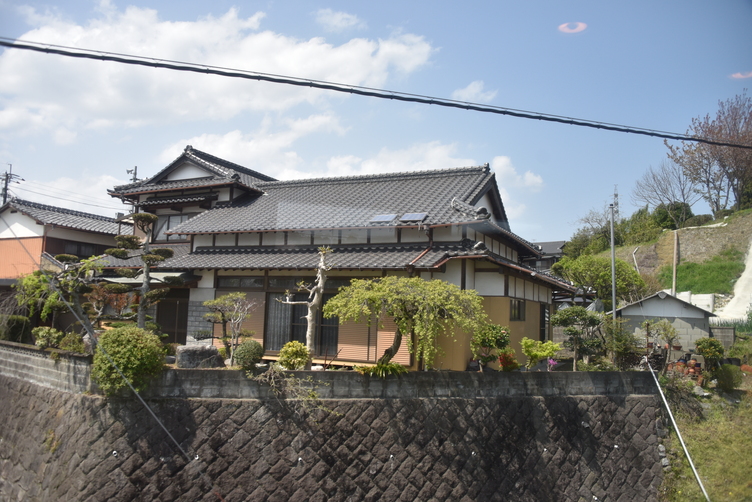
[490,156,543,219]
[0,5,432,141]
[159,114,346,174]
[315,9,366,32]
[558,22,587,34]
[451,81,497,103]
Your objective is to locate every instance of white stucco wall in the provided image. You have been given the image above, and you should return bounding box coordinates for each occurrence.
[0,212,43,238]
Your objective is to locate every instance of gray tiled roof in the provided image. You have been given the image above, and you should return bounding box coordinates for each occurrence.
[2,198,127,235]
[165,243,434,270]
[170,165,505,234]
[162,241,574,291]
[109,145,276,197]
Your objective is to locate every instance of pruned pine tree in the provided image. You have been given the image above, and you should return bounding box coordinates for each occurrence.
[104,213,180,329]
[203,292,259,366]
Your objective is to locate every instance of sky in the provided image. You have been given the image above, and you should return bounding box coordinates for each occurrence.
[0,1,750,242]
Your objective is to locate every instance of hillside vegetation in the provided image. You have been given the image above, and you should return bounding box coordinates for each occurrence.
[610,209,752,293]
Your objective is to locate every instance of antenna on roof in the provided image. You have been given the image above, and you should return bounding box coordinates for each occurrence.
[2,164,25,205]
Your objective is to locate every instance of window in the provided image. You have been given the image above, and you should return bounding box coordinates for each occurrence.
[63,241,97,258]
[265,292,338,355]
[217,276,264,289]
[153,213,196,241]
[510,299,526,321]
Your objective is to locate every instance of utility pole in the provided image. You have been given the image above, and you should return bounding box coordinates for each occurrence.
[126,166,138,183]
[2,164,24,204]
[609,203,617,321]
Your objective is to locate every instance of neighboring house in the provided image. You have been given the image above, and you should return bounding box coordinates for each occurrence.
[615,291,717,352]
[107,145,576,370]
[522,240,566,272]
[0,198,128,289]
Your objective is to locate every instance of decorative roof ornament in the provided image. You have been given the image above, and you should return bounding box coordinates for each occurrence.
[450,197,491,220]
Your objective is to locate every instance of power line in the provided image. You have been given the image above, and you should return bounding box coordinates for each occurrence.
[10,186,126,211]
[1,37,750,150]
[17,179,125,205]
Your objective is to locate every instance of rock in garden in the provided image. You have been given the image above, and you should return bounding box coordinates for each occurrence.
[176,345,224,368]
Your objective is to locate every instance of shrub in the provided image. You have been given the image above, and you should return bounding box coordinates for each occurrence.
[91,326,165,396]
[58,332,86,353]
[32,326,65,349]
[233,339,265,370]
[715,364,743,392]
[683,214,713,227]
[520,337,561,369]
[278,341,310,370]
[354,362,408,378]
[0,315,32,343]
[470,323,510,366]
[694,337,725,370]
[498,348,520,371]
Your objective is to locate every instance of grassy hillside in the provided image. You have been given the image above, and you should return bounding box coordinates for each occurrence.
[607,209,752,294]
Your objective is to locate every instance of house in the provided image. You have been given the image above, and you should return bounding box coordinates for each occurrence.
[0,198,128,290]
[521,240,566,272]
[615,291,717,352]
[107,145,576,370]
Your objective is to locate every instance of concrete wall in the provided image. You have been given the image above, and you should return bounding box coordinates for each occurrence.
[0,340,94,394]
[0,342,665,501]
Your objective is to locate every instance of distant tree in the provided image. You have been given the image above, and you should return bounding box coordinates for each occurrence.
[652,201,695,230]
[552,255,647,311]
[323,277,486,368]
[104,213,180,329]
[632,159,700,229]
[666,91,752,212]
[666,140,731,216]
[617,206,662,245]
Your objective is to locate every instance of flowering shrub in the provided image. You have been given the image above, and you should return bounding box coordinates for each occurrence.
[498,348,520,371]
[471,324,511,367]
[547,358,558,372]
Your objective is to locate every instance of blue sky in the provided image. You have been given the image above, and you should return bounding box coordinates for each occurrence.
[0,1,750,241]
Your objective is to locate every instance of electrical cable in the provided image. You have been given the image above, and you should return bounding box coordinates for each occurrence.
[10,186,127,211]
[1,37,750,150]
[0,212,224,501]
[645,357,711,502]
[16,179,125,205]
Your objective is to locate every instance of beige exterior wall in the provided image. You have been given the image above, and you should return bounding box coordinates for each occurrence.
[482,296,542,366]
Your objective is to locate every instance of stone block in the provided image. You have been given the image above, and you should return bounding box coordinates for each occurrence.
[176,345,225,369]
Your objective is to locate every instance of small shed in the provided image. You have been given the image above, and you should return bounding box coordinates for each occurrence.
[614,291,716,352]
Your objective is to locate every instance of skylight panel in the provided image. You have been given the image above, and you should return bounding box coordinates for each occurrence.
[370,214,397,223]
[399,212,427,222]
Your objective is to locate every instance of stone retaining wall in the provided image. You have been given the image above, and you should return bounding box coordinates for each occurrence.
[0,342,665,501]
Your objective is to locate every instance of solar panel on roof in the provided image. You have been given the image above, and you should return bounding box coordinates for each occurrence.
[399,212,427,222]
[370,214,397,222]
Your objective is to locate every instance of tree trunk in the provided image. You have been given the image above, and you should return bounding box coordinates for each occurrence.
[377,328,403,365]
